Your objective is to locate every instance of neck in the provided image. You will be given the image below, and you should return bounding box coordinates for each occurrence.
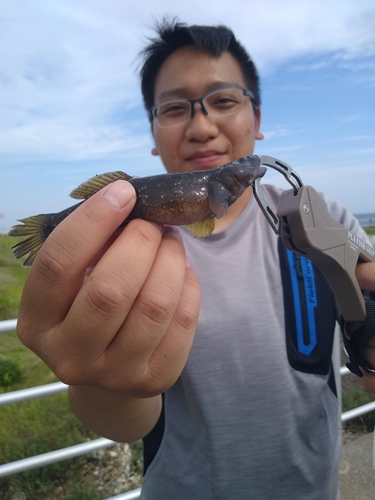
[213,187,252,233]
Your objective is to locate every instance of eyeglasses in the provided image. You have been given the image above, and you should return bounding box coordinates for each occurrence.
[149,86,256,128]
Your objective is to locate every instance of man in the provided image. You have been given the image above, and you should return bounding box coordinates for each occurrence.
[16,20,375,499]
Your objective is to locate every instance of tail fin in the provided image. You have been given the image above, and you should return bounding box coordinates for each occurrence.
[8,215,49,267]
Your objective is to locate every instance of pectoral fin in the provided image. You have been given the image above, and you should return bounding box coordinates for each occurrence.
[70,171,133,199]
[207,178,230,219]
[186,218,215,238]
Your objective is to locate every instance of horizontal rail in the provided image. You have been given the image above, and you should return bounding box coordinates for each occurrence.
[106,489,141,500]
[0,381,68,406]
[1,378,375,479]
[0,318,17,333]
[0,437,116,477]
[5,377,369,421]
[340,365,350,376]
[341,401,375,422]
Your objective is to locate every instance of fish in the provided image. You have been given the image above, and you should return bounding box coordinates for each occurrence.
[9,155,266,267]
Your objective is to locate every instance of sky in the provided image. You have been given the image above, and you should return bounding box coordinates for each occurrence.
[1,0,375,233]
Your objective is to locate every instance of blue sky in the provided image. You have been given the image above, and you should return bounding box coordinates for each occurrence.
[1,0,374,233]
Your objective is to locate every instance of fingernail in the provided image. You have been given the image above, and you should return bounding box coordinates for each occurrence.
[103,181,135,209]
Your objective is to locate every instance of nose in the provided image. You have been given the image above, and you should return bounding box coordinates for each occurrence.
[185,103,219,142]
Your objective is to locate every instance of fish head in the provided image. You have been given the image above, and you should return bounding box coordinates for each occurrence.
[207,155,267,217]
[218,155,267,197]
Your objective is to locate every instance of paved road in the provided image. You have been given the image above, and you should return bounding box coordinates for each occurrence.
[340,431,375,500]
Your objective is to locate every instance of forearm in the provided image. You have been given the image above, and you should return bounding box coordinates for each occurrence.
[68,385,162,443]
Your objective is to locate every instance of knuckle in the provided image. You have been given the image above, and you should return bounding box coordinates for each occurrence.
[86,276,129,316]
[128,371,169,398]
[100,360,160,397]
[126,220,161,251]
[15,318,33,347]
[37,243,72,282]
[80,206,103,226]
[174,274,201,332]
[54,361,87,386]
[137,289,175,326]
[16,317,49,352]
[53,352,102,386]
[144,363,178,396]
[16,328,35,351]
[175,300,200,332]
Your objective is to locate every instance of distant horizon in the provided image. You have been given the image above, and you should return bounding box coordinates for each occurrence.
[1,211,375,235]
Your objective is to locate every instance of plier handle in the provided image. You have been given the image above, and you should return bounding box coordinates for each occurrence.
[252,155,375,376]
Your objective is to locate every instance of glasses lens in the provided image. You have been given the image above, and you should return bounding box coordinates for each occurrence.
[152,87,249,128]
[155,100,190,128]
[204,88,245,117]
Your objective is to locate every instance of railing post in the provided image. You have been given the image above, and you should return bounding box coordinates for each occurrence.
[332,322,342,427]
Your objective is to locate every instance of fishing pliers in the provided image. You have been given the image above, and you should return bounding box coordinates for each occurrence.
[252,155,375,377]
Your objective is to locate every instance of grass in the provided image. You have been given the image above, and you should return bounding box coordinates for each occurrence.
[0,235,29,321]
[0,235,142,499]
[342,383,375,433]
[0,226,374,497]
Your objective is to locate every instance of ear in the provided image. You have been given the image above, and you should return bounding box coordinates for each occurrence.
[254,107,264,141]
[151,147,159,156]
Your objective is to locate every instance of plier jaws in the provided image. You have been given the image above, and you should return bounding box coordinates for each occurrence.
[252,155,303,236]
[252,155,375,376]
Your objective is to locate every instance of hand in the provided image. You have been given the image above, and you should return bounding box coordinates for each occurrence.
[17,180,201,398]
[355,261,375,392]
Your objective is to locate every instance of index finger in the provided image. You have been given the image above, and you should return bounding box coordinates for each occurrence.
[18,180,136,333]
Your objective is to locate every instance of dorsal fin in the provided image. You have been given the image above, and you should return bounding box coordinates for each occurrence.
[186,218,215,238]
[70,171,133,199]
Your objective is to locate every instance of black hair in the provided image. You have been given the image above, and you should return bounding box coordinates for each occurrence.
[139,18,261,120]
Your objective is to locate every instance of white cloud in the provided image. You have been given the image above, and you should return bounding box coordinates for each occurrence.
[0,121,151,159]
[1,0,374,219]
[262,127,290,140]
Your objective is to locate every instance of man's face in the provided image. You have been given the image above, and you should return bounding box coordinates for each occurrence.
[152,46,263,174]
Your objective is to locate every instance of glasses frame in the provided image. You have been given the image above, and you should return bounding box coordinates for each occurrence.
[149,86,256,128]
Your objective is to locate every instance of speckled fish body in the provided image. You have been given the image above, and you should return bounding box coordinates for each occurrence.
[126,155,265,225]
[9,155,266,266]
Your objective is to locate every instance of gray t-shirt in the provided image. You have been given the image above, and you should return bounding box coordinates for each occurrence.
[141,186,369,500]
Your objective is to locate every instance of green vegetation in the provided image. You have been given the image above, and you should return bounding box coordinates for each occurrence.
[0,235,29,321]
[365,226,375,236]
[0,355,23,387]
[0,235,142,499]
[342,384,375,433]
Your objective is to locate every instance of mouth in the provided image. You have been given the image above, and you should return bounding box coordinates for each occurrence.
[185,151,226,168]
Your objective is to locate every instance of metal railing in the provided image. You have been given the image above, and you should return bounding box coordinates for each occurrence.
[1,319,375,498]
[0,319,142,499]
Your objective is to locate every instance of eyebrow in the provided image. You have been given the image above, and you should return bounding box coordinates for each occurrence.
[155,81,243,103]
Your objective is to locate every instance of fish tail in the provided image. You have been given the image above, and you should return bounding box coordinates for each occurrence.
[8,214,49,267]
